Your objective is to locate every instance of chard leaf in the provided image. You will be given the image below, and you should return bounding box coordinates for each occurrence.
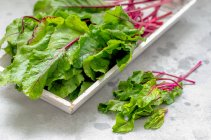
[129,71,155,84]
[0,18,54,87]
[78,81,93,96]
[21,49,63,99]
[113,71,155,101]
[137,88,161,108]
[33,0,106,19]
[144,108,167,129]
[0,18,36,55]
[132,105,154,120]
[73,25,109,69]
[98,100,127,113]
[65,15,89,33]
[104,6,133,27]
[161,85,183,105]
[1,18,21,47]
[113,83,142,101]
[122,96,138,115]
[46,48,79,88]
[0,54,29,86]
[68,81,93,101]
[112,113,134,133]
[34,0,54,17]
[49,71,84,98]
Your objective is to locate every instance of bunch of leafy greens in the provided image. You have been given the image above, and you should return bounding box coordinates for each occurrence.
[0,4,144,100]
[98,71,183,133]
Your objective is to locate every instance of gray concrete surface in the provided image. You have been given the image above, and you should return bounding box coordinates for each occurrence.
[0,0,211,140]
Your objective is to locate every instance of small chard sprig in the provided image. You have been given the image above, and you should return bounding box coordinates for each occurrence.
[98,61,202,133]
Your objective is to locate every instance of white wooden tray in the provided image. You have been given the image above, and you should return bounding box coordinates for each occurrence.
[0,0,196,114]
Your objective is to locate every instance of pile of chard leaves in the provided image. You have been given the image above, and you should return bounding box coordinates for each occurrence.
[0,0,144,100]
[98,61,201,133]
[98,71,179,133]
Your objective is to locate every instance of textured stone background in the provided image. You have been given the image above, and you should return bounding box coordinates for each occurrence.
[0,0,211,140]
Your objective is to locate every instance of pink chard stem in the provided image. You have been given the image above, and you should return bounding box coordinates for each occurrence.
[178,61,202,83]
[152,71,195,84]
[156,78,182,89]
[64,37,80,50]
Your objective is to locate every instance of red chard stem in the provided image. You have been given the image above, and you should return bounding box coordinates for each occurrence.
[157,78,182,88]
[127,0,171,13]
[152,71,195,84]
[178,61,202,83]
[64,37,80,50]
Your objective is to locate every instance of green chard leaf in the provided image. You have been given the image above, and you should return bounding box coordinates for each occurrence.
[78,81,93,96]
[69,81,93,101]
[144,108,167,129]
[49,69,84,98]
[112,113,134,133]
[21,49,64,99]
[132,105,154,120]
[98,100,127,113]
[0,18,37,55]
[161,85,183,105]
[104,6,133,27]
[0,18,21,48]
[0,18,50,86]
[33,0,107,22]
[113,71,155,101]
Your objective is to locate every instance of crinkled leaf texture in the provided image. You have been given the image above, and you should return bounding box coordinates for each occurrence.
[75,7,143,80]
[112,113,134,133]
[0,7,144,100]
[98,71,183,133]
[0,16,87,99]
[33,0,107,24]
[144,108,167,129]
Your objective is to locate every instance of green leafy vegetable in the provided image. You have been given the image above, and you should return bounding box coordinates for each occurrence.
[0,6,144,100]
[144,108,167,129]
[112,113,134,133]
[98,61,202,133]
[33,0,107,23]
[74,6,143,80]
[0,16,84,99]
